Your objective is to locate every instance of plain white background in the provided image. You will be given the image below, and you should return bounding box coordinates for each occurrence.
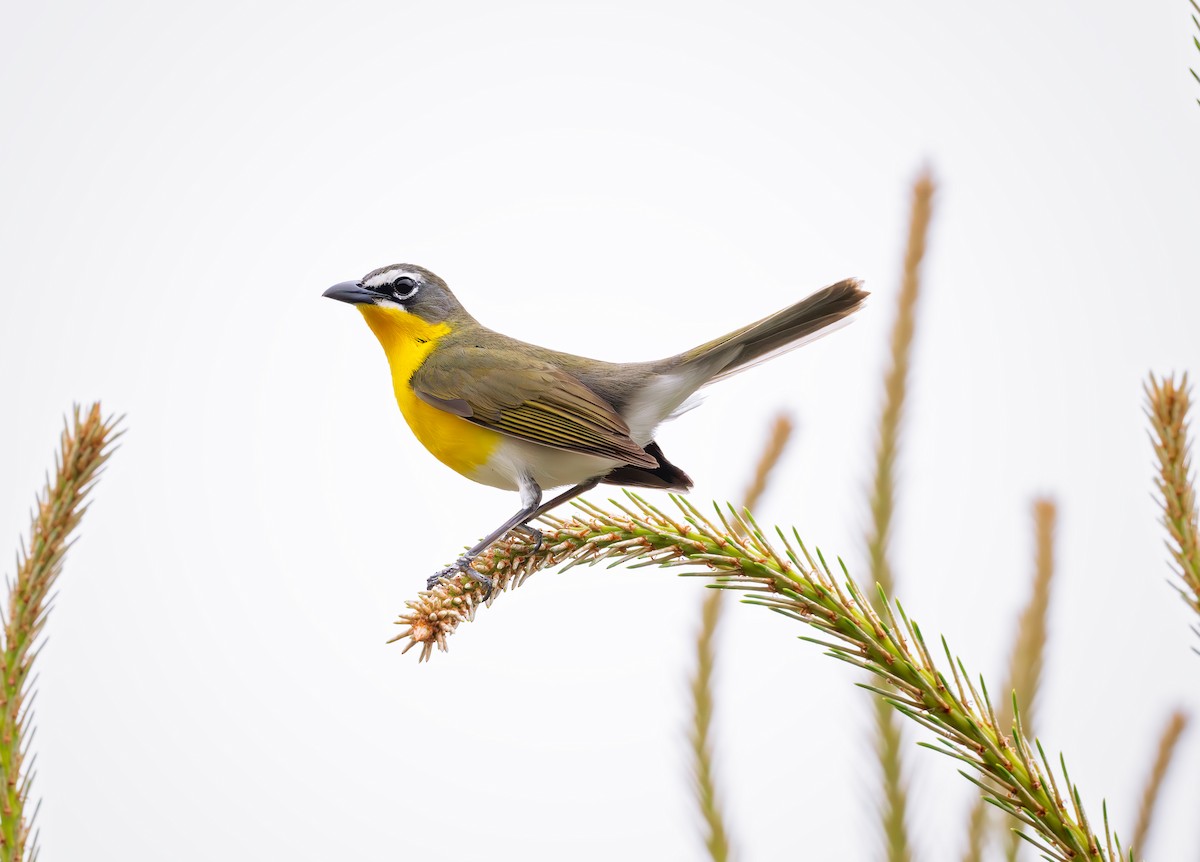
[1,1,1198,859]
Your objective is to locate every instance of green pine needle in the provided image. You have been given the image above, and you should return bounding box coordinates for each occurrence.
[397,492,1130,861]
[2,404,120,862]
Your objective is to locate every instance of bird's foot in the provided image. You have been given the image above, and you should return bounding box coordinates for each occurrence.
[513,524,543,554]
[427,556,494,599]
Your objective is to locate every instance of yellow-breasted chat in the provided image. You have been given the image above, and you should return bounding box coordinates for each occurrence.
[324,264,867,592]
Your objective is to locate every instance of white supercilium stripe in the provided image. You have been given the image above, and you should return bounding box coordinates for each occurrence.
[362,268,423,289]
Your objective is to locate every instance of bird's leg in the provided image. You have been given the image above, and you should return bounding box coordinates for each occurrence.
[428,477,544,592]
[426,477,602,593]
[504,477,604,555]
[527,477,601,524]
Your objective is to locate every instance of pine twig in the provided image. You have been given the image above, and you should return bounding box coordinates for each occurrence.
[961,795,990,862]
[696,414,793,858]
[1005,499,1056,734]
[866,168,935,601]
[689,413,794,862]
[1145,373,1200,638]
[1129,709,1188,859]
[1191,0,1200,106]
[1001,498,1056,862]
[691,585,733,862]
[395,493,1131,861]
[865,167,935,862]
[739,414,794,521]
[962,499,1058,862]
[871,698,911,862]
[2,404,120,862]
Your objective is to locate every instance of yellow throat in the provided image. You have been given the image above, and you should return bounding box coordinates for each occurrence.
[357,305,502,477]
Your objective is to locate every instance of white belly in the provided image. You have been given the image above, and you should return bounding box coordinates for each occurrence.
[469,437,623,492]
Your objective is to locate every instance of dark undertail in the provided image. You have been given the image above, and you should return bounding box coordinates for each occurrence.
[601,440,693,490]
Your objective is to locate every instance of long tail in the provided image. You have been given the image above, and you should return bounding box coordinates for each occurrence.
[622,279,868,443]
[675,278,868,382]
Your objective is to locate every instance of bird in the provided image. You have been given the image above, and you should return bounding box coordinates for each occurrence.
[324,264,867,592]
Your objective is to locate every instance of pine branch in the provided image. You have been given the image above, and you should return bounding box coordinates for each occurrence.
[871,697,911,862]
[689,413,793,862]
[1005,500,1056,735]
[3,404,120,862]
[1001,499,1057,862]
[1145,373,1200,638]
[1129,709,1188,859]
[865,167,935,862]
[1191,0,1200,106]
[396,493,1131,861]
[691,586,732,862]
[739,414,794,521]
[962,499,1058,862]
[961,795,989,862]
[867,168,934,601]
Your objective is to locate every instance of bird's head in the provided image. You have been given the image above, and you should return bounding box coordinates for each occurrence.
[322,264,474,328]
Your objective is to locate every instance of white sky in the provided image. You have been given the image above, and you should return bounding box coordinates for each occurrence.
[2,1,1198,859]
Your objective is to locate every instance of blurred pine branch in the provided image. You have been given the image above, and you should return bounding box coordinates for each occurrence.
[1191,0,1200,105]
[739,415,793,522]
[1129,709,1188,859]
[688,412,793,862]
[395,494,1132,861]
[1005,500,1055,738]
[2,404,120,862]
[864,168,934,862]
[690,585,732,862]
[961,499,1058,862]
[1145,373,1200,638]
[866,169,934,600]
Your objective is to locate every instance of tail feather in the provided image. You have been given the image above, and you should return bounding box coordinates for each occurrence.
[620,278,867,443]
[679,278,868,382]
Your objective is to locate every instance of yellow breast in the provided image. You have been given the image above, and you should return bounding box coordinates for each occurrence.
[358,305,503,479]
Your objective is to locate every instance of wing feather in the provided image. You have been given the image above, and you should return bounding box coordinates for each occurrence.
[412,348,658,469]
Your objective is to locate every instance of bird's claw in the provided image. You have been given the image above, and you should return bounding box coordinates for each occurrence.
[426,556,494,599]
[514,524,543,554]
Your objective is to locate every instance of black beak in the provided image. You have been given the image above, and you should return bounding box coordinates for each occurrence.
[322,281,379,305]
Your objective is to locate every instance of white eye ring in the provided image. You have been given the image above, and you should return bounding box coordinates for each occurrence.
[393,280,419,300]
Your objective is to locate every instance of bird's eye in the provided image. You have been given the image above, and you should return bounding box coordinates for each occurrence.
[392,277,419,300]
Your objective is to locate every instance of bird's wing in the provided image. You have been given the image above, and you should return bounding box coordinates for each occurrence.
[412,348,658,468]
